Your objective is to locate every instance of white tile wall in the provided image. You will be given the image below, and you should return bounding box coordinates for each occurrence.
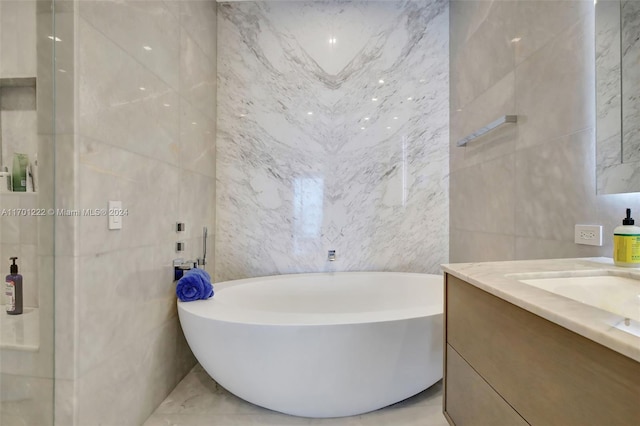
[49,1,218,425]
[450,0,640,263]
[0,0,36,78]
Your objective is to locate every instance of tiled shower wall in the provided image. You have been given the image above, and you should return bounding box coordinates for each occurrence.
[53,1,217,425]
[0,0,38,309]
[0,90,38,309]
[449,0,639,262]
[216,0,449,281]
[0,2,55,425]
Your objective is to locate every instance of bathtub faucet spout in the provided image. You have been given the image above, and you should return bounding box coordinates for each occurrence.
[328,250,336,262]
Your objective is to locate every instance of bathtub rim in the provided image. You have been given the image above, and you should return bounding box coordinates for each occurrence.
[178,271,443,327]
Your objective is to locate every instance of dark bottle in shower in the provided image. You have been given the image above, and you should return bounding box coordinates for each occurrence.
[5,257,23,315]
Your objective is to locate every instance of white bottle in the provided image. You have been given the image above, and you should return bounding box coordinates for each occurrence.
[0,170,11,193]
[613,209,640,267]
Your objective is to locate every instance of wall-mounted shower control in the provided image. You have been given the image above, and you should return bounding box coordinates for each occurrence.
[173,258,196,281]
[328,250,336,261]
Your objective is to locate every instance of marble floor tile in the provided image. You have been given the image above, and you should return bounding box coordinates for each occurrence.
[144,364,448,426]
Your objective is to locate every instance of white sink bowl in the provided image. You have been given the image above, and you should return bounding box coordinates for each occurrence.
[507,270,640,336]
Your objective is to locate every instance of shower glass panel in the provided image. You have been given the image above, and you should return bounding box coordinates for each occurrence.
[0,0,56,424]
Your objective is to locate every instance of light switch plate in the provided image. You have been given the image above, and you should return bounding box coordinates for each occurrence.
[108,201,122,230]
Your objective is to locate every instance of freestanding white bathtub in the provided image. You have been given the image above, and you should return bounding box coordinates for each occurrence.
[177,272,443,418]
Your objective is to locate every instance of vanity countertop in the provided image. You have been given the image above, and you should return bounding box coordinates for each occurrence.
[442,257,640,363]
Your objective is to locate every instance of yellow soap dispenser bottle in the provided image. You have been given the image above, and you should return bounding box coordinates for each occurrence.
[613,209,640,267]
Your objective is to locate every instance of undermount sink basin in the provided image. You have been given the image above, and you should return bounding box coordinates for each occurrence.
[506,270,640,324]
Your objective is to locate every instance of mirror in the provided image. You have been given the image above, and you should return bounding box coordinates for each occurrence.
[595,0,640,194]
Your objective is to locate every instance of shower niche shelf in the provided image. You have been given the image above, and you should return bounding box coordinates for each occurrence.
[0,307,40,352]
[1,77,38,194]
[0,77,36,88]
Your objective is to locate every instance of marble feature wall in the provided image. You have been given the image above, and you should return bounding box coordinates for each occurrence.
[216,0,449,281]
[450,0,640,263]
[52,1,217,425]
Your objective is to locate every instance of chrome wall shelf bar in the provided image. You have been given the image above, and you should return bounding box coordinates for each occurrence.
[457,115,517,147]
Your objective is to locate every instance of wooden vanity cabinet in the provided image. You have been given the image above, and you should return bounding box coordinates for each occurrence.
[443,273,640,426]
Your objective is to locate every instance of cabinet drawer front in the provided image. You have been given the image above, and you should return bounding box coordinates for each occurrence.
[445,344,528,426]
[446,274,640,426]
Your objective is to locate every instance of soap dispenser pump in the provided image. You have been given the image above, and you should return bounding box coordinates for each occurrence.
[613,209,640,268]
[5,257,23,314]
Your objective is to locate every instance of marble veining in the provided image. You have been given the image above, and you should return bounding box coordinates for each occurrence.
[216,1,449,281]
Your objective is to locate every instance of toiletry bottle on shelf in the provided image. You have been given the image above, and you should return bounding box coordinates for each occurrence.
[613,209,640,268]
[12,153,29,192]
[5,257,23,315]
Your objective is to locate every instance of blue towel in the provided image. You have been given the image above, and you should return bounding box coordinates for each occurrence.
[176,268,214,302]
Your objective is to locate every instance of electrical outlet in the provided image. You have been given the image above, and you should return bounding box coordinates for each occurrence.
[574,225,603,246]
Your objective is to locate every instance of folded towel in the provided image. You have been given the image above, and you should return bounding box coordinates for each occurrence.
[176,268,214,302]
